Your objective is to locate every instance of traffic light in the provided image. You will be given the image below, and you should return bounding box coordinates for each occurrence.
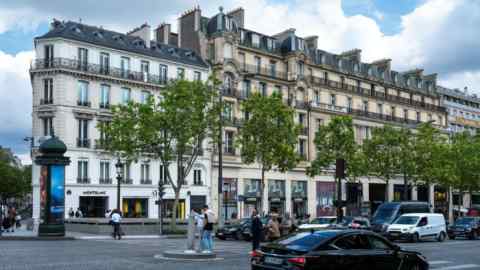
[158,181,165,200]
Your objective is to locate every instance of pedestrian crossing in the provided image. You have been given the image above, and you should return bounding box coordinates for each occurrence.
[430,260,480,270]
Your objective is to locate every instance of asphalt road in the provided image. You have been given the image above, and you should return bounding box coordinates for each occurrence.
[1,237,480,270]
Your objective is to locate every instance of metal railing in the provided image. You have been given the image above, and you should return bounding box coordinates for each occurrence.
[122,178,133,184]
[241,63,287,80]
[32,58,171,86]
[94,139,109,149]
[40,98,53,105]
[77,100,91,107]
[77,138,91,148]
[140,179,152,185]
[77,178,90,184]
[99,102,110,109]
[99,178,112,184]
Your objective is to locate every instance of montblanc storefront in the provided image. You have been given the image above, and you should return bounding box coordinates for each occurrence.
[291,181,308,218]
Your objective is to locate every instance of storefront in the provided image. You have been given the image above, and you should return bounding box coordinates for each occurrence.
[79,191,108,217]
[268,180,285,215]
[122,198,148,218]
[394,184,412,201]
[162,199,186,220]
[417,185,429,202]
[243,179,262,217]
[369,183,386,214]
[346,183,362,216]
[291,181,307,219]
[222,178,238,220]
[434,186,447,214]
[316,181,335,217]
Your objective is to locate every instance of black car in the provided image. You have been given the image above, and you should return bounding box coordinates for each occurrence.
[448,217,480,240]
[216,218,250,240]
[251,230,428,270]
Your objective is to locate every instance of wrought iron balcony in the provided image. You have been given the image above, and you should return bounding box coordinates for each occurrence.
[241,63,287,81]
[40,98,53,105]
[77,178,90,184]
[99,102,110,109]
[300,127,309,136]
[94,139,109,149]
[77,100,91,107]
[99,178,112,184]
[77,138,91,148]
[31,58,171,86]
[122,178,133,184]
[141,179,152,185]
[224,147,236,156]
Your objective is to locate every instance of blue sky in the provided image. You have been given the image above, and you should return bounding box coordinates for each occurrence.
[0,0,479,164]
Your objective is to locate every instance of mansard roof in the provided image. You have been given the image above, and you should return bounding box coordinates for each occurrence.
[437,86,480,103]
[36,20,208,68]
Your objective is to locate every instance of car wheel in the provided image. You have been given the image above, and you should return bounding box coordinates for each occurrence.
[470,231,478,240]
[411,233,419,243]
[437,232,446,242]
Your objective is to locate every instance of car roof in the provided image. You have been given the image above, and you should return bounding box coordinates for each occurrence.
[401,213,443,217]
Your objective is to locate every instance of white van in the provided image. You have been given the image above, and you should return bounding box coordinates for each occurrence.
[387,213,447,242]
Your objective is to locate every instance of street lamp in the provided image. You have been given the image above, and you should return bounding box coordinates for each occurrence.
[218,85,224,227]
[115,158,123,211]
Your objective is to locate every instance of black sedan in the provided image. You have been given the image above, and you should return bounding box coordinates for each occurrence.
[448,217,480,240]
[216,218,250,240]
[251,230,428,270]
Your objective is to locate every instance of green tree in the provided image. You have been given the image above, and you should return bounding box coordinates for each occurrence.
[307,116,357,219]
[236,92,299,213]
[101,79,220,230]
[0,161,30,205]
[363,125,402,202]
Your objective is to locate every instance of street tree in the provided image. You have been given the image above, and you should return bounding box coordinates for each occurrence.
[101,78,220,230]
[307,115,357,219]
[236,92,299,213]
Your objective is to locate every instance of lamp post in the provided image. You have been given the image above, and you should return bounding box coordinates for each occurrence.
[218,85,224,227]
[115,158,123,211]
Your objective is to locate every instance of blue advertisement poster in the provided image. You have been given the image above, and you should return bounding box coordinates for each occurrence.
[50,165,65,223]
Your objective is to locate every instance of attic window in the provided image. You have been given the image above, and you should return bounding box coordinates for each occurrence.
[353,63,359,73]
[113,35,124,42]
[133,39,144,47]
[368,67,373,76]
[93,31,103,38]
[70,26,82,34]
[417,79,422,88]
[321,54,326,64]
[392,73,397,83]
[338,59,343,70]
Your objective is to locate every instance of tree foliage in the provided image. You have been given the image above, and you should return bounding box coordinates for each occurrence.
[100,78,220,229]
[0,150,31,203]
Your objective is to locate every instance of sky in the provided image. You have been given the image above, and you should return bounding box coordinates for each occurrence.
[0,0,479,165]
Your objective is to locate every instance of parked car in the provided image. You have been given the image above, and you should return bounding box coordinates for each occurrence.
[215,218,250,240]
[250,230,429,270]
[387,213,447,242]
[298,216,337,230]
[448,216,480,240]
[466,208,480,217]
[372,201,430,234]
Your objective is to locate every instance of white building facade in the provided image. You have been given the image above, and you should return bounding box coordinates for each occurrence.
[30,21,210,221]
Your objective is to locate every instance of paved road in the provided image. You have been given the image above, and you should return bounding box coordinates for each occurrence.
[1,237,480,270]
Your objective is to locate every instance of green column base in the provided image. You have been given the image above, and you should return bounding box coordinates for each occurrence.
[38,223,65,237]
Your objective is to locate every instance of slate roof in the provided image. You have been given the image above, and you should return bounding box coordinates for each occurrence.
[36,21,208,68]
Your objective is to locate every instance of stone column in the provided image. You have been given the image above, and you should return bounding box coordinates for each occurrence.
[262,178,269,215]
[411,185,418,200]
[285,177,292,216]
[307,179,316,217]
[387,183,394,202]
[362,180,369,202]
[429,184,435,212]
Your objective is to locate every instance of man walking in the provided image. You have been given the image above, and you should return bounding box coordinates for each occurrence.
[202,205,215,253]
[251,209,263,251]
[111,209,122,240]
[193,209,205,252]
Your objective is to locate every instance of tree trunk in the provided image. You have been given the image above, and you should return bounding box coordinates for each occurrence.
[261,166,266,215]
[385,179,390,203]
[447,186,454,224]
[169,189,181,232]
[403,170,409,201]
[336,177,343,222]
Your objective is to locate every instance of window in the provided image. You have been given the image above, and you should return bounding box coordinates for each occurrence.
[99,52,109,74]
[438,116,443,125]
[377,103,383,114]
[347,97,352,111]
[159,64,168,83]
[416,111,421,122]
[42,117,53,136]
[225,131,235,154]
[194,71,201,81]
[239,52,246,69]
[368,236,391,250]
[193,169,202,185]
[42,78,53,104]
[141,60,149,82]
[316,119,324,130]
[78,48,88,71]
[44,44,54,67]
[269,61,276,77]
[266,38,275,51]
[121,162,131,183]
[240,30,246,44]
[330,94,336,106]
[100,161,110,184]
[324,72,329,83]
[363,101,369,112]
[428,114,433,121]
[259,82,267,96]
[120,57,130,78]
[141,90,150,104]
[122,88,131,104]
[141,163,151,184]
[177,67,185,79]
[391,106,395,118]
[242,80,251,98]
[255,56,261,73]
[340,76,345,88]
[77,160,89,183]
[77,81,89,106]
[98,121,109,143]
[334,235,371,250]
[159,165,168,184]
[356,80,361,91]
[223,102,233,121]
[314,91,320,105]
[298,61,304,76]
[299,113,305,126]
[77,119,89,148]
[404,109,409,120]
[298,139,306,159]
[100,84,110,108]
[252,34,260,47]
[370,84,375,95]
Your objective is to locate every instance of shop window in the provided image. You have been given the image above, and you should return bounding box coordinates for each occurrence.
[162,199,186,219]
[122,198,148,218]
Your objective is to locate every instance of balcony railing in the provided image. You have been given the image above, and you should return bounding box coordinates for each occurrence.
[300,127,309,135]
[77,100,91,107]
[99,178,112,184]
[94,139,109,149]
[308,76,446,113]
[122,178,133,184]
[77,178,90,184]
[224,147,235,156]
[40,98,53,105]
[77,138,91,148]
[221,87,237,97]
[140,179,152,185]
[224,117,244,127]
[32,58,171,86]
[241,63,287,81]
[99,102,110,109]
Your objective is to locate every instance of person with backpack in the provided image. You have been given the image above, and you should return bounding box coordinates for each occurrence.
[251,209,263,251]
[201,205,216,253]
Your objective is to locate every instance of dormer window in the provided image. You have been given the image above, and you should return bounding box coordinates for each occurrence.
[392,73,397,83]
[240,30,246,44]
[417,79,422,88]
[297,38,305,51]
[407,78,411,86]
[266,38,274,51]
[93,31,103,39]
[321,54,326,64]
[338,59,343,70]
[252,34,260,48]
[353,63,359,73]
[368,67,373,76]
[71,26,82,34]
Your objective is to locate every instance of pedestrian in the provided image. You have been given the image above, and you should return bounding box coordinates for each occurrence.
[111,209,122,240]
[251,209,263,251]
[202,205,215,253]
[266,215,280,242]
[8,207,16,233]
[75,208,83,218]
[68,208,74,218]
[193,209,205,251]
[15,214,21,228]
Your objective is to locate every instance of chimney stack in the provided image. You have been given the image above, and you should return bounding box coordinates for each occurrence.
[227,7,245,28]
[127,23,152,48]
[155,23,171,45]
[178,6,202,54]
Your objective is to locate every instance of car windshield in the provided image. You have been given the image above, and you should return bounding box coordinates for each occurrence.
[394,216,419,225]
[455,218,475,225]
[373,204,399,223]
[311,218,336,224]
[277,231,337,251]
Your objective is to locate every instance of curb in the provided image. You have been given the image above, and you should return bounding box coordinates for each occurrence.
[72,235,186,240]
[0,236,76,241]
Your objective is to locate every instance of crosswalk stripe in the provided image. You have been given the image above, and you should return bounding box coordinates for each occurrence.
[433,264,480,270]
[430,261,452,265]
